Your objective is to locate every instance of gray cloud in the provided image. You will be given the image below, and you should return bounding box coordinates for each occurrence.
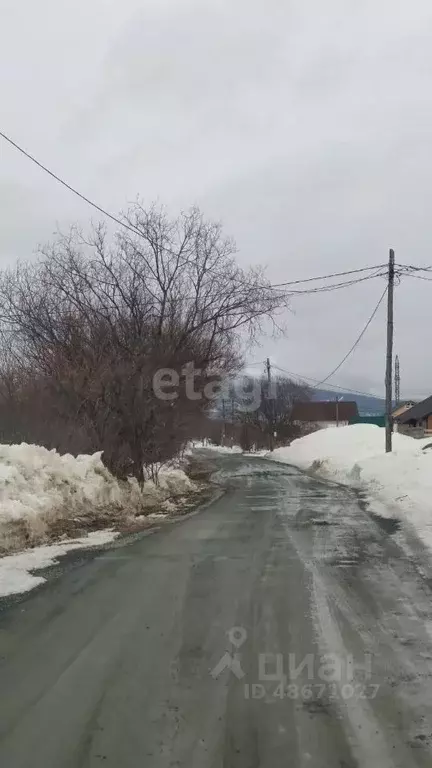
[2,0,432,396]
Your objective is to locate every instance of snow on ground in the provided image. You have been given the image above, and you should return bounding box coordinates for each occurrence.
[0,444,125,522]
[185,441,243,454]
[0,530,118,597]
[269,425,432,552]
[157,468,194,493]
[0,443,195,554]
[205,444,243,454]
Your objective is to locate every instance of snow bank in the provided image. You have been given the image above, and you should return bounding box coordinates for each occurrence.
[0,444,126,522]
[270,425,418,477]
[0,530,118,597]
[269,425,432,551]
[157,467,194,494]
[0,443,195,553]
[186,442,243,454]
[206,445,243,454]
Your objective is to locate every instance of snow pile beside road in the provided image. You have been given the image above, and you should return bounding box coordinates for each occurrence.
[0,443,195,553]
[203,443,243,454]
[271,425,418,477]
[0,530,118,597]
[206,444,243,454]
[157,467,194,494]
[185,441,243,454]
[0,444,126,522]
[269,425,432,551]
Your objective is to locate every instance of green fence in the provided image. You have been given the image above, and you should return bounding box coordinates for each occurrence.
[349,415,385,428]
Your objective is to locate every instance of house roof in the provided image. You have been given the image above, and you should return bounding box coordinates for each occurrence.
[398,395,432,424]
[391,400,417,416]
[292,401,359,422]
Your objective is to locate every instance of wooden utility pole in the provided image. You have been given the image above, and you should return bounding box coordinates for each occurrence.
[221,399,226,447]
[231,397,235,446]
[266,357,274,452]
[395,354,400,406]
[385,249,395,453]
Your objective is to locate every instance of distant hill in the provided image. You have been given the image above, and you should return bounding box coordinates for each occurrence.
[210,380,386,419]
[313,389,385,416]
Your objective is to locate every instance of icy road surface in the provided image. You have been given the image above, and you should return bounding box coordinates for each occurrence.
[0,453,432,767]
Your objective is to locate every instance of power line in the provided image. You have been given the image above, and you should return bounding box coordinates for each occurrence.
[244,360,383,397]
[313,284,388,388]
[284,270,386,295]
[254,270,385,297]
[0,129,143,238]
[246,360,383,398]
[400,272,432,282]
[0,131,395,298]
[249,259,426,402]
[2,129,427,316]
[270,261,432,294]
[271,364,384,400]
[396,263,432,274]
[243,360,267,368]
[247,284,388,400]
[264,264,387,289]
[265,262,431,295]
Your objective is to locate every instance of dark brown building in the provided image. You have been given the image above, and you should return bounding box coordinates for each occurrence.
[292,401,359,428]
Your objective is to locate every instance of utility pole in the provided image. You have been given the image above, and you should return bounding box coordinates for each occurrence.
[385,249,395,453]
[395,355,400,406]
[221,399,226,447]
[266,357,274,452]
[231,396,235,446]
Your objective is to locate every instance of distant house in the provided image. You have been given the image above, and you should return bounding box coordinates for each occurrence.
[396,396,432,435]
[392,401,417,421]
[292,401,359,430]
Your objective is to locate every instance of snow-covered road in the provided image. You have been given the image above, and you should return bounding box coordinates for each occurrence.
[0,452,432,766]
[270,424,432,554]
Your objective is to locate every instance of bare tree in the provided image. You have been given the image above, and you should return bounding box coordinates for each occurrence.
[0,204,289,487]
[235,375,311,448]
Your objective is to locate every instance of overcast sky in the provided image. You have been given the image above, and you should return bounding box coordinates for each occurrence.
[2,0,432,397]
